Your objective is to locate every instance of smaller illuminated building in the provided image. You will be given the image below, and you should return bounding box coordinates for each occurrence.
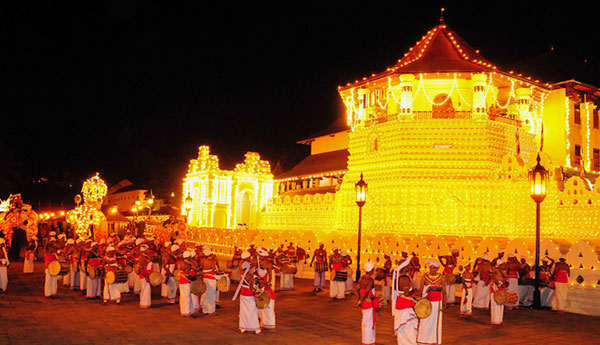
[182,146,273,229]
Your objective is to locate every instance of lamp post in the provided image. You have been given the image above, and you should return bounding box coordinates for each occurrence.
[147,191,154,218]
[355,173,367,282]
[529,153,548,309]
[184,193,193,225]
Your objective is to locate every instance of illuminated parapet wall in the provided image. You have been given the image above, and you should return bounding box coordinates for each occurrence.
[183,146,273,229]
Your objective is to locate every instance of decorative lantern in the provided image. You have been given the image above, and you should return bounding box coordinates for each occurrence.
[529,154,548,203]
[355,173,367,207]
[184,193,193,213]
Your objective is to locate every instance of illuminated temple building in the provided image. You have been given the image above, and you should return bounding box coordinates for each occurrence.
[184,20,600,313]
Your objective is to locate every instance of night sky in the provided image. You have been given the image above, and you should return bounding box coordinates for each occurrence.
[2,2,600,208]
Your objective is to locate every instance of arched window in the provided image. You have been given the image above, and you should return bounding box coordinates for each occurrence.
[432,93,455,118]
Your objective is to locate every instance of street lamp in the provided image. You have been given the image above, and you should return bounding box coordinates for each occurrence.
[355,173,367,282]
[131,206,138,222]
[529,153,548,309]
[184,192,193,224]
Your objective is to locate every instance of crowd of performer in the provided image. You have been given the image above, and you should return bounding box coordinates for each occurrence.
[0,232,572,344]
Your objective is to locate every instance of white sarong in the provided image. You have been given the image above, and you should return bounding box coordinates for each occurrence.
[239,295,260,332]
[460,286,473,316]
[473,280,490,309]
[179,283,193,316]
[0,265,8,291]
[80,272,87,291]
[280,273,293,290]
[446,283,456,304]
[201,278,217,314]
[394,306,418,345]
[139,278,151,308]
[417,300,442,345]
[330,280,345,299]
[553,282,568,312]
[103,282,121,302]
[361,308,376,345]
[24,252,35,273]
[259,299,276,329]
[490,289,504,325]
[44,269,58,297]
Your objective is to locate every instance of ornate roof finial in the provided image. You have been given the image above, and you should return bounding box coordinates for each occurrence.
[440,7,445,24]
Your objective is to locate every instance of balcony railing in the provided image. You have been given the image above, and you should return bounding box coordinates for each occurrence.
[362,111,522,127]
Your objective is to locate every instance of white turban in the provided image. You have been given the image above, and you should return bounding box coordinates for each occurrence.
[257,247,269,257]
[106,246,115,252]
[496,259,505,267]
[482,254,489,261]
[498,249,505,254]
[451,249,459,254]
[164,241,171,247]
[170,245,180,252]
[425,260,440,268]
[140,244,149,252]
[203,246,211,256]
[135,238,144,246]
[341,250,347,256]
[364,260,374,272]
[66,239,75,245]
[183,250,192,259]
[507,253,515,258]
[241,251,251,259]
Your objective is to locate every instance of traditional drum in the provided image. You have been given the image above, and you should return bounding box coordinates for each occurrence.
[174,269,182,282]
[374,268,385,281]
[280,264,298,275]
[445,273,456,284]
[289,255,298,263]
[87,266,104,280]
[454,274,462,284]
[255,290,271,309]
[414,298,432,319]
[493,289,507,305]
[48,260,69,276]
[149,272,163,287]
[217,274,229,292]
[333,270,348,282]
[504,290,518,305]
[314,261,328,272]
[124,265,133,274]
[106,270,129,284]
[191,278,206,296]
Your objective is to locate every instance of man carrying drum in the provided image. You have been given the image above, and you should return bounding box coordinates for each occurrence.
[473,253,492,309]
[276,249,294,291]
[86,242,103,299]
[162,244,179,304]
[392,258,418,345]
[44,239,59,298]
[490,263,508,327]
[357,260,377,345]
[138,244,153,308]
[342,250,354,296]
[236,251,261,334]
[329,248,345,300]
[505,254,520,310]
[23,236,37,274]
[439,249,459,305]
[103,246,121,305]
[178,250,196,317]
[417,261,446,345]
[230,244,243,283]
[310,243,328,293]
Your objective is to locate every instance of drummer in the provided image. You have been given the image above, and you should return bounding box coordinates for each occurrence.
[393,258,418,345]
[178,250,196,317]
[86,242,103,299]
[237,251,261,334]
[23,236,37,274]
[341,250,353,296]
[328,248,345,300]
[256,247,276,330]
[103,246,121,305]
[230,244,243,283]
[138,244,154,308]
[199,245,218,316]
[162,244,179,304]
[417,261,445,345]
[310,243,328,293]
[505,254,520,310]
[276,249,294,291]
[490,263,507,327]
[44,239,59,298]
[439,249,459,305]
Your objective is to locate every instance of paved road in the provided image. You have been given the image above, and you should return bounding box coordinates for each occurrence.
[1,262,599,344]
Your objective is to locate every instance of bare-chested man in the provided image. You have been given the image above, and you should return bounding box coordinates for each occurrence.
[552,257,570,313]
[417,261,446,345]
[199,245,218,315]
[357,261,377,345]
[439,248,459,304]
[310,243,328,292]
[393,258,419,345]
[490,263,508,326]
[473,253,492,309]
[329,248,345,300]
[460,261,475,317]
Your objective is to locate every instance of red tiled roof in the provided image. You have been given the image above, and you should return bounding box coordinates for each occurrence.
[275,149,348,180]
